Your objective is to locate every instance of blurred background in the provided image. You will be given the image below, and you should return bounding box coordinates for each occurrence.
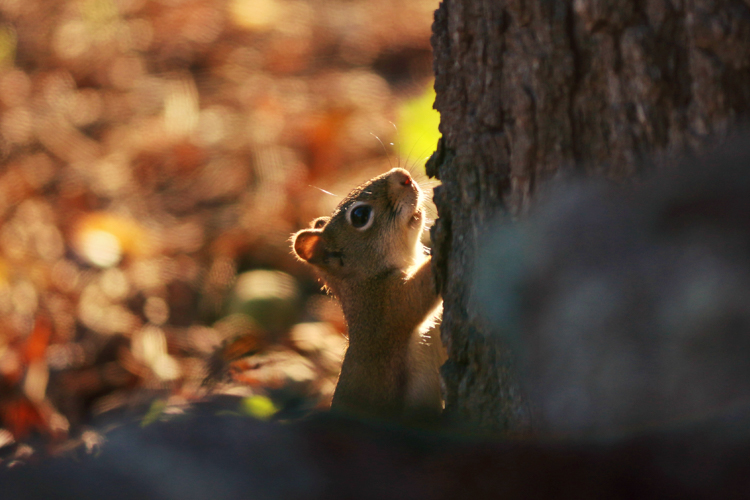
[0,0,441,450]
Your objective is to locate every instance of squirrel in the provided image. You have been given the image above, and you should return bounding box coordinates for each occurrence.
[292,168,445,421]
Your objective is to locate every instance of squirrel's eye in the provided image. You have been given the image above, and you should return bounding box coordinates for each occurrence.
[348,204,373,230]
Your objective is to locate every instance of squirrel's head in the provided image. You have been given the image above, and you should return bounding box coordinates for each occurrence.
[292,168,426,286]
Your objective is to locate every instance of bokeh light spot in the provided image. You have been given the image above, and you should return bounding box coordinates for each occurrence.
[79,230,122,268]
[229,0,280,31]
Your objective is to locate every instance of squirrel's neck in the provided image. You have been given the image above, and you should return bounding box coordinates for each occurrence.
[341,268,422,336]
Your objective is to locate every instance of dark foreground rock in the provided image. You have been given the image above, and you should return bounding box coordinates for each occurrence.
[2,403,750,500]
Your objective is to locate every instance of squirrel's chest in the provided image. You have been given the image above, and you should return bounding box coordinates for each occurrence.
[332,325,414,415]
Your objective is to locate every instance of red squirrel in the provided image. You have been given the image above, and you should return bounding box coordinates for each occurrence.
[292,168,444,420]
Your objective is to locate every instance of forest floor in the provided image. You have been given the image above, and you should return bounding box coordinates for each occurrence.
[0,0,440,460]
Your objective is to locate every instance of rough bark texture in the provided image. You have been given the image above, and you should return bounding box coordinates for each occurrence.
[428,0,750,432]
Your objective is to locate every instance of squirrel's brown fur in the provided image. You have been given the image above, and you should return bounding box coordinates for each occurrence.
[292,168,444,420]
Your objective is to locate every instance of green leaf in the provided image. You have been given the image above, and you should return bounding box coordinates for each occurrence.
[239,395,279,420]
[140,399,167,427]
[396,82,442,172]
[0,26,16,68]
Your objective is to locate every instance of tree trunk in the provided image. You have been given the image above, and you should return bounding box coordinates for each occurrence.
[428,0,750,432]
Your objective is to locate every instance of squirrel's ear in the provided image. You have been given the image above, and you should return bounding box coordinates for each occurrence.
[293,229,325,264]
[311,216,330,229]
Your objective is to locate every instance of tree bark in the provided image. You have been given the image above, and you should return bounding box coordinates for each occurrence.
[428,0,750,432]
